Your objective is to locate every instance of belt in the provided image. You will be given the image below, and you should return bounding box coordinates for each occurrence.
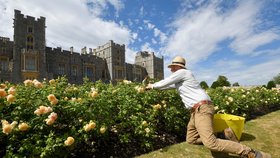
[191,100,212,112]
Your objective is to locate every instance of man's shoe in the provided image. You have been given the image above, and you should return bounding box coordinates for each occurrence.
[247,150,271,158]
[224,127,239,142]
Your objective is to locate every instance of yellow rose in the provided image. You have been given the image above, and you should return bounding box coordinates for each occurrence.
[24,79,33,86]
[142,121,148,126]
[18,123,29,131]
[47,94,58,105]
[90,91,98,98]
[8,87,16,95]
[153,104,161,110]
[45,119,55,125]
[100,126,106,134]
[1,120,9,126]
[64,137,75,146]
[0,89,7,97]
[88,121,96,129]
[50,99,58,105]
[47,94,56,102]
[34,106,53,115]
[7,94,16,103]
[49,79,56,85]
[145,128,150,133]
[137,87,145,93]
[3,124,13,135]
[123,80,131,84]
[2,120,17,135]
[34,81,43,88]
[0,83,7,89]
[84,121,96,132]
[84,124,91,132]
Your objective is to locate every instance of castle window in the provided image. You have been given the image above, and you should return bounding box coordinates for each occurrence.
[58,64,65,75]
[26,35,34,50]
[72,65,77,76]
[0,57,9,71]
[25,56,36,71]
[27,36,33,42]
[28,26,33,33]
[85,66,93,77]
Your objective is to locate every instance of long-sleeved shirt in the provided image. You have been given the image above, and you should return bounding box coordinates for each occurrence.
[152,68,211,109]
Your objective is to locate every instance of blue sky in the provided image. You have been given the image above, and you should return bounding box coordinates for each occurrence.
[0,0,280,86]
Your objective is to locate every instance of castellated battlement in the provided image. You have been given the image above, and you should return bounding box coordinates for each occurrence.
[14,10,45,22]
[45,46,99,58]
[93,40,125,52]
[0,37,10,42]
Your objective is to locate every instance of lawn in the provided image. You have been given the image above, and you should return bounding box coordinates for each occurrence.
[136,110,280,158]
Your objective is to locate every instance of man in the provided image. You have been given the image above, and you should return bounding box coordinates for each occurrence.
[145,56,271,158]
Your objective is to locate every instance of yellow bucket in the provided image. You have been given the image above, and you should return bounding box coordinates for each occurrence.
[213,113,245,140]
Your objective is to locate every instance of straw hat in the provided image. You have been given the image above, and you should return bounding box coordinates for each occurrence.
[168,56,186,68]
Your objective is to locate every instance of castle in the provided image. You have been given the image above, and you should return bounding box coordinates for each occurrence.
[0,10,164,84]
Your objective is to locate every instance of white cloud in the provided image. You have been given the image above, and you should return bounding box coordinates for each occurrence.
[141,42,156,54]
[147,23,155,30]
[125,47,137,64]
[230,30,280,55]
[108,0,124,15]
[86,0,124,18]
[153,28,167,44]
[192,57,280,86]
[214,59,244,70]
[132,32,138,40]
[164,0,279,64]
[139,6,144,17]
[253,47,280,57]
[227,59,280,86]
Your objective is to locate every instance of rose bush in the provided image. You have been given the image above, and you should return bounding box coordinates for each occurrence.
[0,77,279,157]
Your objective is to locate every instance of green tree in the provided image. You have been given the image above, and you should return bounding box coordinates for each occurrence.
[232,82,240,87]
[200,81,209,89]
[210,81,219,89]
[211,75,231,88]
[267,80,276,89]
[273,73,280,84]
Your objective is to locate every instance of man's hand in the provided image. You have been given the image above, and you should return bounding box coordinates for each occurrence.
[145,83,153,90]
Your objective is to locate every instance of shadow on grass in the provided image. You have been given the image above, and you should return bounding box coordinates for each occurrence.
[210,133,257,158]
[240,132,256,141]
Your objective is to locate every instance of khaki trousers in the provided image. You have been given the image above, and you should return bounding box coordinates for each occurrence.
[186,103,251,157]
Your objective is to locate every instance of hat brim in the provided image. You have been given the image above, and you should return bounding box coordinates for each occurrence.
[168,63,186,68]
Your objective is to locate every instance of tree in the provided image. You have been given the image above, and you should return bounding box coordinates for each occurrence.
[211,81,219,89]
[200,81,209,89]
[232,82,240,87]
[211,75,231,88]
[267,80,276,89]
[273,73,280,84]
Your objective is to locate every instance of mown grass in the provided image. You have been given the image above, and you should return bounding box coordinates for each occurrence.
[136,110,280,158]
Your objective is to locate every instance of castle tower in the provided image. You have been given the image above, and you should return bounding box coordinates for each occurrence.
[93,40,126,82]
[135,51,164,80]
[12,10,46,82]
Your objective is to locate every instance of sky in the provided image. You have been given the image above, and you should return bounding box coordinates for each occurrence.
[0,0,280,86]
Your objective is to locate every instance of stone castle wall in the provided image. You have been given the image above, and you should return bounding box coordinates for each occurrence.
[0,10,163,83]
